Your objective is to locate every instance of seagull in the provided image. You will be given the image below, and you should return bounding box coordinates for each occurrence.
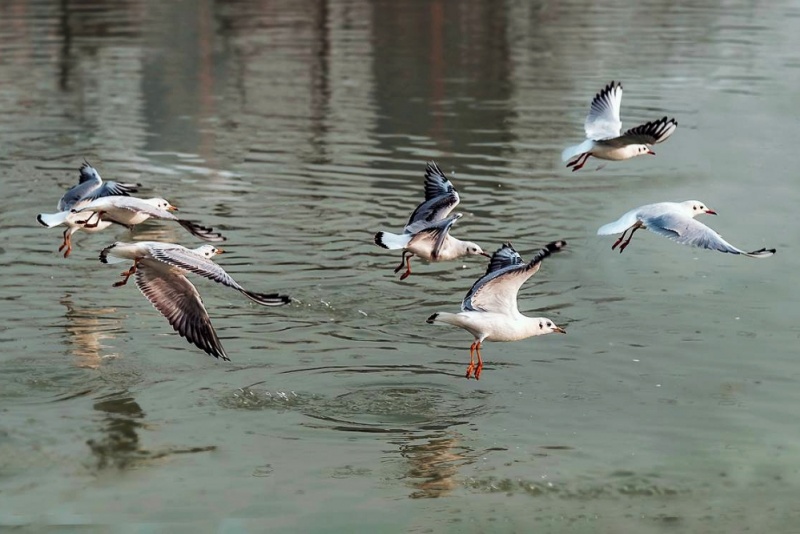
[426,241,567,380]
[37,161,140,257]
[100,241,291,360]
[71,196,225,242]
[597,200,776,257]
[562,81,678,172]
[374,161,488,280]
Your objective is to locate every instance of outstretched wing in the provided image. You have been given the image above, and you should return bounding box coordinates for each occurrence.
[462,241,566,314]
[584,81,623,141]
[618,117,678,145]
[134,263,229,360]
[414,213,462,260]
[58,162,139,211]
[405,161,459,231]
[646,214,775,258]
[148,246,291,304]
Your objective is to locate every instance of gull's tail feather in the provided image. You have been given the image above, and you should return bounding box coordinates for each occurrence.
[99,243,127,264]
[426,312,457,325]
[178,220,226,242]
[240,290,292,307]
[374,231,411,250]
[744,247,776,259]
[37,211,69,228]
[561,139,594,162]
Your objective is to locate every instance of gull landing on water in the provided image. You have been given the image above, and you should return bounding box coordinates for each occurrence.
[562,81,678,172]
[36,161,141,257]
[71,196,225,242]
[374,161,488,280]
[427,241,567,380]
[100,241,291,360]
[597,200,776,257]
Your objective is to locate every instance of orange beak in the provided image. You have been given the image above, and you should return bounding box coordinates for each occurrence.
[215,248,224,255]
[646,149,656,156]
[553,326,566,334]
[705,209,717,215]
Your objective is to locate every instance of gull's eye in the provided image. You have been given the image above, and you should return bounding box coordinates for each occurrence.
[693,206,697,210]
[547,321,552,327]
[539,322,543,328]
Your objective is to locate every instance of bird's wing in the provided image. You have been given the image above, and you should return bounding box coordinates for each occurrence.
[584,81,623,141]
[462,241,566,314]
[617,117,678,145]
[646,214,775,257]
[134,263,228,360]
[57,162,139,211]
[147,246,291,304]
[414,213,462,260]
[405,161,460,231]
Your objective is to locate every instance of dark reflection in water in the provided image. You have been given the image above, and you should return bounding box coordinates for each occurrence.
[396,431,473,499]
[87,393,146,470]
[60,294,119,368]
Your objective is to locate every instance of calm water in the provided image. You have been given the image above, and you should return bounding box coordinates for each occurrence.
[1,0,798,531]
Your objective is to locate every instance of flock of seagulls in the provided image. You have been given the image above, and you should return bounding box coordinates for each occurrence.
[36,82,776,375]
[374,81,776,379]
[38,162,290,360]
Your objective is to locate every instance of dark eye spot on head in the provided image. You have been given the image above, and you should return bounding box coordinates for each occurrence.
[539,322,543,328]
[547,322,552,327]
[693,206,697,210]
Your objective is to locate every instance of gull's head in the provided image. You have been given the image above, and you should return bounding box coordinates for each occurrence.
[146,197,178,211]
[537,318,566,335]
[681,200,716,217]
[463,242,490,258]
[194,245,223,258]
[634,145,655,156]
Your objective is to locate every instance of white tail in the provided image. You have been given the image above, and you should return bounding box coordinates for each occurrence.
[561,139,594,162]
[37,211,69,228]
[374,231,412,250]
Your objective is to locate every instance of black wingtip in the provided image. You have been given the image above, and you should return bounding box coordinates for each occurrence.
[243,291,291,307]
[99,243,115,264]
[426,313,439,324]
[546,240,568,253]
[178,220,226,242]
[36,214,47,227]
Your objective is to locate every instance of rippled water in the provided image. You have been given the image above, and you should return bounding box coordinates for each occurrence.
[1,0,799,530]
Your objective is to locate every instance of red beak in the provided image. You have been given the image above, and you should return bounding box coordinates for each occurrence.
[705,209,717,215]
[647,149,656,156]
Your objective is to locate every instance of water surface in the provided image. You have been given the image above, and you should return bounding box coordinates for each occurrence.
[0,0,798,531]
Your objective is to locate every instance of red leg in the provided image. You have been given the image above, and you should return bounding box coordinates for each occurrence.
[618,222,643,253]
[58,229,69,252]
[60,230,72,258]
[474,341,484,380]
[393,251,408,273]
[465,342,476,379]
[113,260,139,287]
[570,153,591,172]
[612,228,630,250]
[399,253,413,280]
[80,211,105,229]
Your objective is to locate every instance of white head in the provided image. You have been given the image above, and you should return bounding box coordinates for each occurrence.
[534,318,566,335]
[680,200,716,218]
[146,197,178,211]
[193,245,223,258]
[461,241,490,258]
[633,145,656,157]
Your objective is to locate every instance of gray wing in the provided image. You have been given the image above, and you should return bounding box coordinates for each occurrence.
[134,263,228,360]
[414,213,462,260]
[615,117,678,146]
[148,247,291,305]
[585,81,623,141]
[646,214,775,257]
[405,162,459,231]
[462,241,566,314]
[57,162,139,211]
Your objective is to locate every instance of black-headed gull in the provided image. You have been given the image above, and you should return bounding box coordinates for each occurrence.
[562,81,678,172]
[597,200,776,257]
[374,161,488,280]
[426,241,567,380]
[37,161,140,257]
[71,196,225,242]
[100,241,291,360]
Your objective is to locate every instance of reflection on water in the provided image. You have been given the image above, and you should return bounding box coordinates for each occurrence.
[60,294,120,368]
[1,0,799,529]
[397,432,471,499]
